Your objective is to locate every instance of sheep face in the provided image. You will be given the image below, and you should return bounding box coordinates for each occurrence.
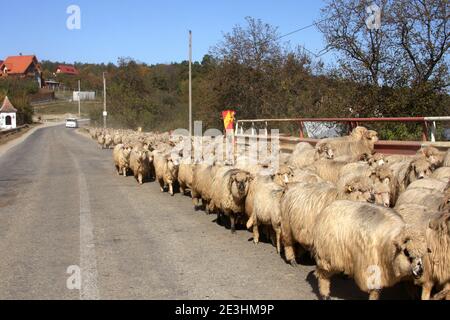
[373,182,391,208]
[364,130,379,143]
[392,235,425,280]
[230,172,253,200]
[410,158,432,181]
[317,143,335,160]
[344,179,375,203]
[274,166,294,186]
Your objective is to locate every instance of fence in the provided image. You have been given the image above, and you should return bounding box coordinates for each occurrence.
[235,116,450,142]
[235,116,450,155]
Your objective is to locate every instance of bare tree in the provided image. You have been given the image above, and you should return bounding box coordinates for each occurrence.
[391,0,449,88]
[318,0,392,86]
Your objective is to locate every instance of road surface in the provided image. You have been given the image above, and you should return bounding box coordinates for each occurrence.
[0,125,409,300]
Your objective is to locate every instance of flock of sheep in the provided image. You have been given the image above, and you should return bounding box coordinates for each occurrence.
[89,126,450,300]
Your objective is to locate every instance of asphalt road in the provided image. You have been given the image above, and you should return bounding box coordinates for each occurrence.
[0,125,409,300]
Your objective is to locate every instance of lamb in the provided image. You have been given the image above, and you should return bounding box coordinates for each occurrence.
[153,151,180,196]
[246,177,284,253]
[210,168,253,233]
[431,167,450,180]
[312,200,426,300]
[280,176,375,265]
[129,147,151,185]
[113,144,132,176]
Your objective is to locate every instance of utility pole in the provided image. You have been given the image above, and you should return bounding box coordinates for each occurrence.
[189,30,192,137]
[103,72,107,129]
[78,79,81,118]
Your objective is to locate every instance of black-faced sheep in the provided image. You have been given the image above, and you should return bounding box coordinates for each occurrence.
[312,200,426,300]
[210,168,253,233]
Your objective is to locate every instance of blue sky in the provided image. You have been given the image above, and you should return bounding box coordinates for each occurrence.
[1,0,329,65]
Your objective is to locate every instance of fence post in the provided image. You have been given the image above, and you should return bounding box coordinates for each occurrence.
[422,122,429,142]
[299,121,305,138]
[430,121,437,142]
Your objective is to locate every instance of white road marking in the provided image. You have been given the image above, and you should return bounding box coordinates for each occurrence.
[69,150,100,300]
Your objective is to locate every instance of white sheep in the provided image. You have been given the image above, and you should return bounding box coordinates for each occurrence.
[312,200,426,300]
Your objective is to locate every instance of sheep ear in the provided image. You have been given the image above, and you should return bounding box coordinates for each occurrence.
[346,185,354,193]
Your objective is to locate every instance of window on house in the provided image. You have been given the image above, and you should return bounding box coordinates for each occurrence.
[5,115,12,125]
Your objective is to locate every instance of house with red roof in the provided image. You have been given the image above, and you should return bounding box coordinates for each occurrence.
[56,64,79,75]
[0,55,43,87]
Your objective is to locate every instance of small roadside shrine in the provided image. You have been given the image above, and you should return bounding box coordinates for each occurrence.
[0,96,18,130]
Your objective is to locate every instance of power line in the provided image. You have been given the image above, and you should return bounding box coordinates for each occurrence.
[277,18,332,58]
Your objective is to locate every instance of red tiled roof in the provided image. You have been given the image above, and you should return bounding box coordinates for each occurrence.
[0,96,18,113]
[1,55,39,75]
[57,65,79,75]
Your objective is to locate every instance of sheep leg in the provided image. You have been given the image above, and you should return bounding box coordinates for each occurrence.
[421,282,433,300]
[158,178,165,192]
[369,290,380,300]
[284,246,296,266]
[315,268,331,300]
[115,165,120,175]
[123,167,127,177]
[274,227,281,254]
[169,183,174,196]
[180,183,185,195]
[252,222,259,245]
[138,173,143,185]
[229,213,236,234]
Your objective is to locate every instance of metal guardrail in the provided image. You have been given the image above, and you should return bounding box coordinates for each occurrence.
[235,116,450,142]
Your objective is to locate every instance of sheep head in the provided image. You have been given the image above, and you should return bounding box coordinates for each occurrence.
[373,182,391,208]
[274,165,294,186]
[343,177,375,203]
[392,230,426,280]
[364,130,379,143]
[315,143,335,160]
[410,158,432,181]
[229,170,253,200]
[375,165,393,185]
[351,126,368,139]
[418,147,441,167]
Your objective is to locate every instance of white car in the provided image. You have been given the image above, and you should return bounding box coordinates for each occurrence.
[65,118,78,128]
